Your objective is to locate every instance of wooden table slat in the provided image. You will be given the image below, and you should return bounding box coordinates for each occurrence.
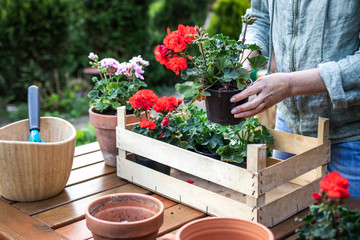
[66,162,116,187]
[32,184,151,229]
[14,173,128,215]
[0,201,69,240]
[158,204,206,236]
[74,142,100,157]
[72,151,104,170]
[55,219,92,240]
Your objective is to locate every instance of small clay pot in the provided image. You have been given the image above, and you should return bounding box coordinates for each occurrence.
[176,217,274,240]
[85,193,164,240]
[89,107,146,167]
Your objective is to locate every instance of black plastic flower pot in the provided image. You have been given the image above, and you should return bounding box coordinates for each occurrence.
[135,155,171,175]
[194,145,220,160]
[205,88,248,126]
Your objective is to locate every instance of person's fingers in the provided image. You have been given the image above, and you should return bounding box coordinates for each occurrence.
[233,98,267,118]
[230,83,261,103]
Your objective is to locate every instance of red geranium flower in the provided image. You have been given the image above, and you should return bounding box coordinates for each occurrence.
[153,96,180,113]
[129,89,158,110]
[320,172,350,199]
[177,24,197,44]
[139,119,156,130]
[312,192,322,201]
[161,117,169,128]
[154,45,169,65]
[165,56,187,75]
[163,28,187,53]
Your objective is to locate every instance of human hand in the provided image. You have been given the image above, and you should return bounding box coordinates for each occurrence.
[230,73,291,118]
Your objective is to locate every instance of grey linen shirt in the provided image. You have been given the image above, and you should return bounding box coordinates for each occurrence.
[243,0,360,143]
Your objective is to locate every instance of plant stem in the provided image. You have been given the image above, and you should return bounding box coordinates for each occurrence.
[199,41,207,69]
[241,22,248,45]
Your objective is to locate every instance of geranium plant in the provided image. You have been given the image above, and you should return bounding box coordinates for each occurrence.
[180,105,274,164]
[296,172,360,240]
[129,89,184,146]
[87,53,149,114]
[154,15,267,104]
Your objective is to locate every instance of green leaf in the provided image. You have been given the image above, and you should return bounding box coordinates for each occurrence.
[249,55,268,70]
[175,81,204,99]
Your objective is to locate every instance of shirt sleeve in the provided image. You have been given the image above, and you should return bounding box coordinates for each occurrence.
[240,0,271,57]
[318,44,360,109]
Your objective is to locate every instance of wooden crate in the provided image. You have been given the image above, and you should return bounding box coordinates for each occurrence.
[116,106,330,227]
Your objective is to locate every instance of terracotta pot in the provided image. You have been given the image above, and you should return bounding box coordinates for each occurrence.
[85,193,164,240]
[89,107,144,167]
[205,88,248,126]
[176,217,274,240]
[0,117,76,201]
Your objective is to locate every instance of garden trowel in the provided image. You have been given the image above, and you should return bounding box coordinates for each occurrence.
[28,85,45,143]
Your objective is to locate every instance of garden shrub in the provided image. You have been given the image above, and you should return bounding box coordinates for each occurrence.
[0,0,78,102]
[82,0,152,63]
[206,0,250,40]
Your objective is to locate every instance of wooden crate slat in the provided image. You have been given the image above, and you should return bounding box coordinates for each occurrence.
[72,150,104,170]
[258,142,330,194]
[74,142,100,157]
[14,173,128,215]
[0,201,69,240]
[267,128,319,154]
[259,178,321,227]
[66,162,116,187]
[32,184,150,229]
[117,128,257,196]
[118,157,257,221]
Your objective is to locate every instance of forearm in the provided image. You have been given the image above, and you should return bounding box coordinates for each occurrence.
[287,68,327,97]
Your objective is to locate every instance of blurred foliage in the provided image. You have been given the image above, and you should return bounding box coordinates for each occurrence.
[76,123,97,146]
[0,0,78,102]
[0,0,249,120]
[82,0,152,62]
[207,0,250,39]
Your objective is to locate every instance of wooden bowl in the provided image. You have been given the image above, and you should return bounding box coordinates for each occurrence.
[0,117,76,201]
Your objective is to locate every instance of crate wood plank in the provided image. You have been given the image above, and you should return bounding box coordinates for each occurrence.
[14,173,128,215]
[117,128,257,196]
[259,142,330,194]
[32,184,150,229]
[118,157,257,221]
[0,201,69,240]
[158,204,206,236]
[267,128,319,155]
[66,162,116,187]
[74,142,100,157]
[269,208,308,240]
[259,178,321,227]
[72,150,104,170]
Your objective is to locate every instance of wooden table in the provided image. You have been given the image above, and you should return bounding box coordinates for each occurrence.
[1,142,359,240]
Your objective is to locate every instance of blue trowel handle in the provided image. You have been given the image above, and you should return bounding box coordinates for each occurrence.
[28,85,40,131]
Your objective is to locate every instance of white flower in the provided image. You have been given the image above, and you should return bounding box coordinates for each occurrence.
[88,52,98,60]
